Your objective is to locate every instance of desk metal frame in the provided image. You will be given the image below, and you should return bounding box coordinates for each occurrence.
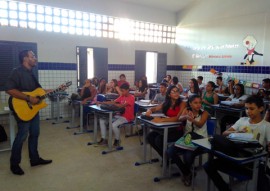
[0,111,16,152]
[136,116,182,179]
[88,105,123,154]
[192,138,267,191]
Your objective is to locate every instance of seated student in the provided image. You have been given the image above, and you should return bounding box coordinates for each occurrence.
[92,77,99,89]
[185,78,201,98]
[197,76,205,92]
[223,79,234,96]
[98,83,135,146]
[151,82,167,104]
[204,95,270,191]
[97,78,107,94]
[220,83,248,133]
[215,77,226,94]
[117,74,130,87]
[162,75,172,86]
[80,79,97,127]
[171,76,184,94]
[145,85,186,158]
[106,79,121,95]
[202,81,219,115]
[257,78,270,100]
[134,79,148,99]
[167,95,209,187]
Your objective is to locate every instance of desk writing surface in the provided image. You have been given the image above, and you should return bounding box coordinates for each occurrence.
[137,116,182,127]
[135,101,158,107]
[192,138,267,164]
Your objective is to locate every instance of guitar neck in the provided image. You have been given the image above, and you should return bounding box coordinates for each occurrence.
[41,87,66,100]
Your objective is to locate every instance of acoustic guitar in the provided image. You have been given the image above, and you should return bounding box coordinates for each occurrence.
[11,81,72,121]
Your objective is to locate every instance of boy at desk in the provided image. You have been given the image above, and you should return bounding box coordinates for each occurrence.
[151,82,167,104]
[98,83,135,146]
[204,95,270,191]
[257,78,270,100]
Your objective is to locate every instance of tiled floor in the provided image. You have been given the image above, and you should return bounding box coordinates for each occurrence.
[0,119,249,191]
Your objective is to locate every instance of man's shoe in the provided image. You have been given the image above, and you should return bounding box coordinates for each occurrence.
[98,138,108,145]
[31,157,52,167]
[113,139,120,147]
[10,165,24,175]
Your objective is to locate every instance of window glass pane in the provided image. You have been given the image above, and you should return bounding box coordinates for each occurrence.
[146,52,157,83]
[76,11,82,19]
[83,28,89,35]
[45,7,52,15]
[19,12,27,20]
[96,23,101,30]
[28,4,35,12]
[9,1,17,10]
[76,28,82,35]
[69,27,75,34]
[108,17,114,24]
[76,20,82,27]
[53,25,60,32]
[96,15,101,22]
[103,31,108,37]
[61,25,68,33]
[90,22,95,29]
[0,9,8,18]
[37,5,44,14]
[90,29,95,36]
[61,17,68,25]
[150,24,154,30]
[45,15,52,23]
[83,20,89,28]
[102,15,107,23]
[61,9,68,17]
[18,3,26,11]
[19,21,27,28]
[103,24,107,30]
[0,18,8,25]
[167,26,171,31]
[69,19,75,26]
[83,12,89,20]
[96,30,102,37]
[54,17,60,24]
[90,14,95,21]
[145,23,149,29]
[69,10,75,18]
[45,24,52,32]
[109,31,113,38]
[37,23,44,31]
[54,8,60,16]
[109,24,114,31]
[28,22,36,29]
[163,26,167,31]
[37,14,44,22]
[0,1,8,9]
[10,19,18,27]
[140,22,144,28]
[28,13,36,21]
[9,11,17,19]
[135,21,140,28]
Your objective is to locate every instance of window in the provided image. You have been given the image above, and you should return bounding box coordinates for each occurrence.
[146,52,158,83]
[0,0,176,44]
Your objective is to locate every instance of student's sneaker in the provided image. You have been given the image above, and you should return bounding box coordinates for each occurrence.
[113,139,121,147]
[98,138,108,145]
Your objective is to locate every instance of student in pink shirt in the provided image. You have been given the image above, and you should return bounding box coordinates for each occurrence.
[98,83,135,146]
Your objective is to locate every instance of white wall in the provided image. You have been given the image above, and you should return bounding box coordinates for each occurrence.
[175,0,270,66]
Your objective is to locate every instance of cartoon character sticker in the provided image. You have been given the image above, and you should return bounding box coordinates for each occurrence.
[241,35,263,65]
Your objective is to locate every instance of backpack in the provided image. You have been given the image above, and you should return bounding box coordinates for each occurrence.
[0,124,8,142]
[100,104,125,114]
[209,134,264,158]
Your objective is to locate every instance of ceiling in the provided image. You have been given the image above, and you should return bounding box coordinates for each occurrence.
[120,0,198,13]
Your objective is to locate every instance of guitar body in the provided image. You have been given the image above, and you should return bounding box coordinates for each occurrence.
[12,88,48,121]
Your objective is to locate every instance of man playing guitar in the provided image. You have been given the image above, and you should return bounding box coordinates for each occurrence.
[5,50,53,175]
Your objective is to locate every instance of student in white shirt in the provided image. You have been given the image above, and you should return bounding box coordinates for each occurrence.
[197,76,205,92]
[204,95,270,191]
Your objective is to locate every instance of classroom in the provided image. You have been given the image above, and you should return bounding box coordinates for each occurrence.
[0,0,270,190]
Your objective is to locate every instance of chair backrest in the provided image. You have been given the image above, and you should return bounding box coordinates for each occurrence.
[207,117,217,136]
[97,94,106,102]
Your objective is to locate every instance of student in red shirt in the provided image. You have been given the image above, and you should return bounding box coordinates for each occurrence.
[98,83,135,146]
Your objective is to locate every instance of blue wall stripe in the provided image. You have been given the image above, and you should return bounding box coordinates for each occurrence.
[37,62,270,74]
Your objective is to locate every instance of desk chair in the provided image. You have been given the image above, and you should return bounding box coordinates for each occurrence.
[118,103,142,144]
[190,117,217,189]
[165,117,217,189]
